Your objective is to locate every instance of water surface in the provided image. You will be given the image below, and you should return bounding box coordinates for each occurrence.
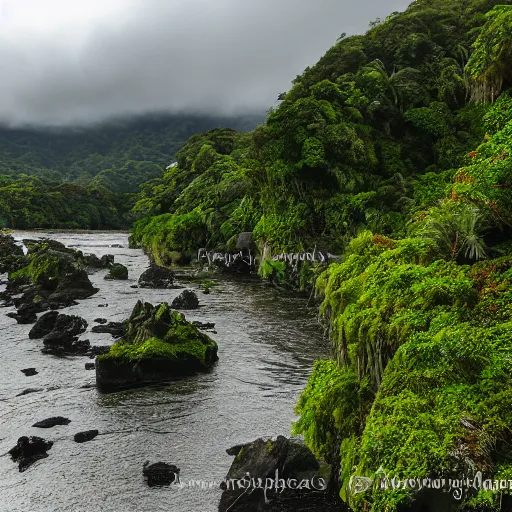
[0,231,331,512]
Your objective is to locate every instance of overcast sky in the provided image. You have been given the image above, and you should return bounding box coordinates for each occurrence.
[0,0,410,127]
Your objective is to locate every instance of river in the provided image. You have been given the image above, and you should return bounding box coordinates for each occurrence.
[0,231,333,512]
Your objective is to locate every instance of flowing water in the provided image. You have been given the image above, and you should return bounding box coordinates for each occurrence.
[0,231,333,512]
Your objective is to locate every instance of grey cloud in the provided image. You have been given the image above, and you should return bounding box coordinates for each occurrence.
[0,0,410,127]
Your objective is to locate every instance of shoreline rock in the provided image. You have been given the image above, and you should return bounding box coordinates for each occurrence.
[29,312,91,355]
[219,436,333,512]
[5,244,99,322]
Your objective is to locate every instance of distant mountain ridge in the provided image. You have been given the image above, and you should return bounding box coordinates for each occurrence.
[0,113,264,193]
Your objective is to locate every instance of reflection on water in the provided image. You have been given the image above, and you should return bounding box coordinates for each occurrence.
[0,231,332,512]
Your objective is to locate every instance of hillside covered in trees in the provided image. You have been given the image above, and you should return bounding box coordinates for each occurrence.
[0,114,261,229]
[131,1,512,510]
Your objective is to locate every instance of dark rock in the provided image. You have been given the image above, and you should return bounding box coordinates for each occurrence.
[94,318,108,324]
[171,289,199,310]
[7,251,99,322]
[219,436,330,512]
[91,321,126,338]
[143,461,180,487]
[38,314,88,354]
[42,339,91,356]
[50,268,99,302]
[16,388,44,397]
[84,254,114,268]
[0,234,23,258]
[85,363,95,370]
[192,321,216,330]
[74,430,99,443]
[7,305,38,324]
[33,416,71,428]
[104,263,128,280]
[21,368,38,376]
[9,436,53,472]
[88,346,110,356]
[29,311,59,339]
[226,443,246,456]
[130,285,139,289]
[98,304,108,308]
[23,238,68,253]
[138,265,175,289]
[110,244,124,248]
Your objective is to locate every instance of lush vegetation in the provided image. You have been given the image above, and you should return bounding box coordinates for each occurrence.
[0,175,134,229]
[132,1,512,256]
[0,115,261,229]
[130,1,512,510]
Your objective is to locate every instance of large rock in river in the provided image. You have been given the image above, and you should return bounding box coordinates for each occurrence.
[95,300,218,392]
[6,247,99,321]
[219,436,333,512]
[29,311,90,355]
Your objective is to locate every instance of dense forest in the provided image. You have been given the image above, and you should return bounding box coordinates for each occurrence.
[130,1,512,510]
[0,114,262,229]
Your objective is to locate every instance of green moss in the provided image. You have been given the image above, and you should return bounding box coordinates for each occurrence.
[98,336,213,364]
[259,259,286,281]
[97,301,218,366]
[296,231,512,511]
[10,251,73,285]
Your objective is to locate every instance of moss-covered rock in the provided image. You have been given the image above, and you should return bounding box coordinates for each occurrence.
[6,244,98,322]
[96,301,218,391]
[104,263,128,280]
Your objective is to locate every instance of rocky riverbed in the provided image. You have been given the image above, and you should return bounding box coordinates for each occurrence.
[0,231,336,512]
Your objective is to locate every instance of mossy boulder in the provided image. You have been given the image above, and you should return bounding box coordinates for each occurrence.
[6,245,98,321]
[104,263,128,280]
[95,301,218,392]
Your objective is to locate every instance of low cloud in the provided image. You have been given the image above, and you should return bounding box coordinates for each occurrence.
[0,0,409,127]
